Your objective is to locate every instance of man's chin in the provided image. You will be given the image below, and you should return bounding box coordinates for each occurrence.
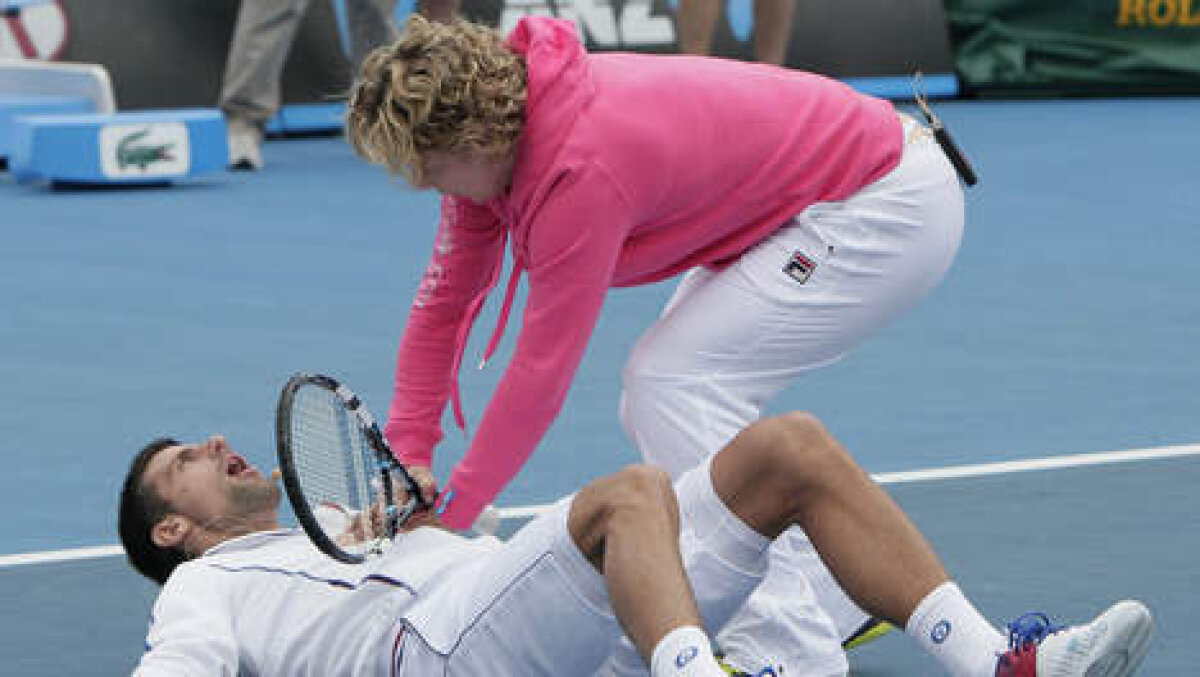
[228,481,283,514]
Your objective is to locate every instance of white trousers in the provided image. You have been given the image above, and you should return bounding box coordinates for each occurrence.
[618,117,965,675]
[395,459,771,676]
[219,0,396,125]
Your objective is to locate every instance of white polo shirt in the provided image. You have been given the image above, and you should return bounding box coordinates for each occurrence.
[134,527,502,676]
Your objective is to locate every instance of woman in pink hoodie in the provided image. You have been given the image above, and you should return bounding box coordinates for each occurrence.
[347,14,964,675]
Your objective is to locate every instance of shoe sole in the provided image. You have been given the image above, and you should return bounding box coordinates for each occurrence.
[1082,600,1153,677]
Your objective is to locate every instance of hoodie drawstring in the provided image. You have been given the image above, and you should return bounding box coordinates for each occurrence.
[447,255,525,433]
[479,263,524,370]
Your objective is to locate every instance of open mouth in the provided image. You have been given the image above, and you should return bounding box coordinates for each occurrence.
[225,452,258,478]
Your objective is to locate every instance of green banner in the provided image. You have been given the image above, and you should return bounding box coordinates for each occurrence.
[946,0,1200,94]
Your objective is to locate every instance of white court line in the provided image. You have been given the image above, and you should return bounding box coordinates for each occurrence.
[0,544,124,569]
[495,442,1200,520]
[3,442,1198,569]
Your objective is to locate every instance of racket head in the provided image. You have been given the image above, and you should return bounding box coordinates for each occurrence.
[275,373,424,563]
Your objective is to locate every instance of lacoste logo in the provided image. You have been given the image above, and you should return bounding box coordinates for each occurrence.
[117,128,175,170]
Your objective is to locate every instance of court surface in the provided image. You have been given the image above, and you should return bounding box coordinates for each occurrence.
[1,96,1197,674]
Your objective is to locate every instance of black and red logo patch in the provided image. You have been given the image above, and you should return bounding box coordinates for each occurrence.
[783,250,817,284]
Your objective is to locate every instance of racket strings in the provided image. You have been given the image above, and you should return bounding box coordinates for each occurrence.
[279,375,419,561]
[289,387,382,521]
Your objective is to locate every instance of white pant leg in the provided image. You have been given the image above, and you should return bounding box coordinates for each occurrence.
[220,0,396,123]
[345,0,398,70]
[219,0,313,124]
[399,463,770,677]
[618,121,964,673]
[396,500,621,676]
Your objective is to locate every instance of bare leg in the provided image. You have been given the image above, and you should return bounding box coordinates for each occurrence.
[418,0,459,23]
[711,412,948,626]
[568,465,706,665]
[751,0,795,65]
[675,0,720,56]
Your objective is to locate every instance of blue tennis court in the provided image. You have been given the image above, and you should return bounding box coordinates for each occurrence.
[1,96,1197,674]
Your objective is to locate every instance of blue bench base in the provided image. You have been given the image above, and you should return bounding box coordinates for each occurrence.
[10,108,227,186]
[0,94,94,163]
[265,102,345,136]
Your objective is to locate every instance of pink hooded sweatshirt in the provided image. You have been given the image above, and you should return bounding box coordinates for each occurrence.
[386,17,904,528]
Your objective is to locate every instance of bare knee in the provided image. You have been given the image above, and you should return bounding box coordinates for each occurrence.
[737,412,852,500]
[603,465,678,530]
[569,465,678,567]
[743,411,834,467]
[710,412,864,537]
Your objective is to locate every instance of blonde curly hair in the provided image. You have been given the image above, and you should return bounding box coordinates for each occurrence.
[346,16,527,185]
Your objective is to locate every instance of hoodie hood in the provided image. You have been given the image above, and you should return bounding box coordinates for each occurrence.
[441,20,596,435]
[502,18,595,224]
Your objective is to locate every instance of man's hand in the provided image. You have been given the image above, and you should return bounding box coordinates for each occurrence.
[331,482,445,545]
[334,504,383,545]
[315,500,383,546]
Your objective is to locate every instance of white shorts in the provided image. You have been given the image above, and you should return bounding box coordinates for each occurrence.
[394,497,618,676]
[395,459,771,676]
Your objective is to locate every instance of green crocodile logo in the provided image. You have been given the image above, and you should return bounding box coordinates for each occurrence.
[116,128,175,171]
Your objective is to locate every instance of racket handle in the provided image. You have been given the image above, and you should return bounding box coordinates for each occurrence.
[471,504,502,537]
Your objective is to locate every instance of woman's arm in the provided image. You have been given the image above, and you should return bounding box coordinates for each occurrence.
[385,195,507,468]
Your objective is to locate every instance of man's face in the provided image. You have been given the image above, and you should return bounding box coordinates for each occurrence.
[144,435,280,535]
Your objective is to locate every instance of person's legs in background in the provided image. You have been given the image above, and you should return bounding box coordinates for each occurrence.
[674,0,795,65]
[345,0,399,69]
[417,0,460,23]
[751,0,795,65]
[221,0,413,171]
[220,0,312,170]
[675,0,720,57]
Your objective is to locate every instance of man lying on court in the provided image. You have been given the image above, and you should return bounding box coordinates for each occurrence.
[120,411,1152,676]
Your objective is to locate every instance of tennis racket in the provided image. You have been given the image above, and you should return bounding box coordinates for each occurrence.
[275,372,430,564]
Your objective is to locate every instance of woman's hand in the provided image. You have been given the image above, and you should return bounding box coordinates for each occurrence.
[395,465,445,531]
[405,465,440,507]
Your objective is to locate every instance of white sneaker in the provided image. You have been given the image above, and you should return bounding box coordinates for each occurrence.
[995,600,1153,676]
[226,117,263,171]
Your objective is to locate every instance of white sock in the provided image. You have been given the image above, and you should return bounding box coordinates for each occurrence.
[649,626,725,677]
[905,581,1008,677]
